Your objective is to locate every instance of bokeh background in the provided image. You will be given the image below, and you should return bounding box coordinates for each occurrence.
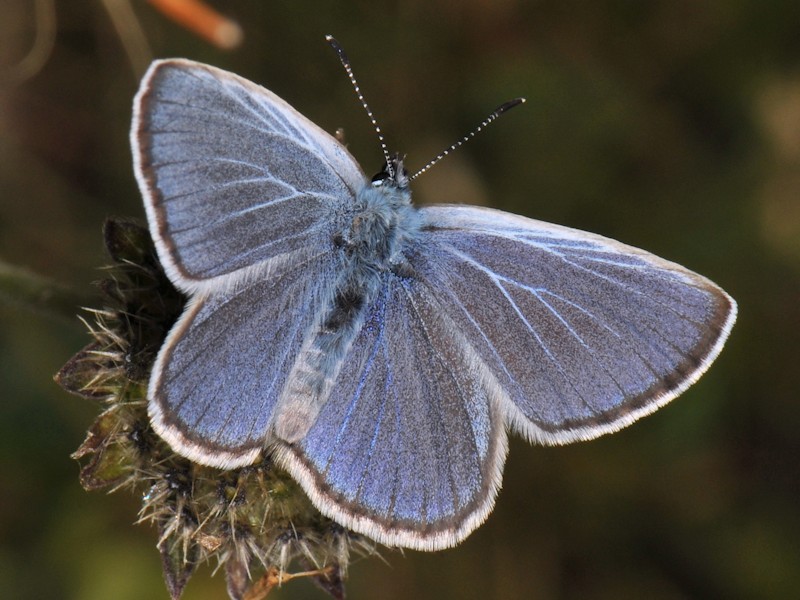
[2,1,799,599]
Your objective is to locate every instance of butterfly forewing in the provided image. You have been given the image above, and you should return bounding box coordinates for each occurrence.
[131,59,364,290]
[411,205,736,443]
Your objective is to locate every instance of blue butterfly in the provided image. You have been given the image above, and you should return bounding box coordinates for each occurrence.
[131,46,736,551]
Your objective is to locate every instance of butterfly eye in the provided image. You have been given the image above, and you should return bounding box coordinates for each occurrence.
[371,155,409,189]
[370,167,390,186]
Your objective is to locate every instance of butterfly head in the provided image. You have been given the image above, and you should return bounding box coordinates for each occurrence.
[371,154,409,191]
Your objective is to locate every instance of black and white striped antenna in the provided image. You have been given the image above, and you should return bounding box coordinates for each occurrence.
[326,35,525,181]
[409,97,525,180]
[326,35,394,177]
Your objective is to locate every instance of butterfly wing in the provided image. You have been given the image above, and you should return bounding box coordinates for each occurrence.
[409,204,736,443]
[276,203,735,549]
[131,58,364,291]
[149,249,339,468]
[277,275,508,550]
[133,60,362,466]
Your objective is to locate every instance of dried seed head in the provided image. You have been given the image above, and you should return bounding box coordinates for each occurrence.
[56,218,377,599]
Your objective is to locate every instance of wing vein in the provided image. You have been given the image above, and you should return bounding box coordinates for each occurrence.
[323,292,388,475]
[399,280,478,516]
[442,245,577,390]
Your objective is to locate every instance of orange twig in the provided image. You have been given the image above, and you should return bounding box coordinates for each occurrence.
[146,0,243,50]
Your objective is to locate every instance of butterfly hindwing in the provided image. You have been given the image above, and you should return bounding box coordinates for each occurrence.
[278,274,508,550]
[410,205,736,443]
[149,249,340,468]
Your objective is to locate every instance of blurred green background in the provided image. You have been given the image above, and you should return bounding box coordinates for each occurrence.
[1,1,798,599]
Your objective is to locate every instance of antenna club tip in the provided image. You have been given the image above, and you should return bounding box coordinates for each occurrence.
[495,97,526,113]
[325,35,343,50]
[326,35,347,59]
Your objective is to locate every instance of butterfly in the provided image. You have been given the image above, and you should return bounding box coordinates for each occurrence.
[131,43,736,551]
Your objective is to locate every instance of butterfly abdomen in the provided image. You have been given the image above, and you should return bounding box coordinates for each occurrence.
[273,181,420,443]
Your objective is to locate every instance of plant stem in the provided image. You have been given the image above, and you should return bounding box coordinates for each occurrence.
[0,260,89,321]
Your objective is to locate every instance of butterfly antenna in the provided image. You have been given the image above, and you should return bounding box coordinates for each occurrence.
[410,97,526,181]
[326,35,394,177]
